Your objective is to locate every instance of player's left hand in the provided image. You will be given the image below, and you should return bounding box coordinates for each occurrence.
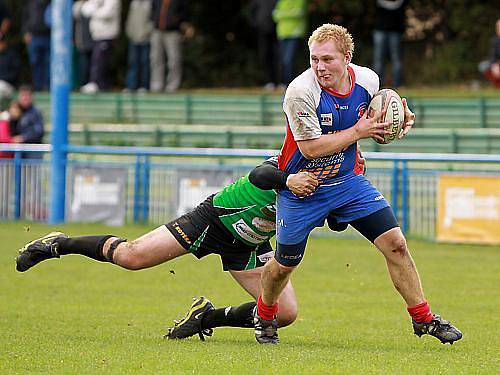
[399,98,415,139]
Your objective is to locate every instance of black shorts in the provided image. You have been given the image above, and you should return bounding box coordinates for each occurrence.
[165,195,274,271]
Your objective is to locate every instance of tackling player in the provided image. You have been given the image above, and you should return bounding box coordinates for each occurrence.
[16,157,326,340]
[254,24,462,345]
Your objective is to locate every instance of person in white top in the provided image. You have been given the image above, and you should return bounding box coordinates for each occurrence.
[79,0,121,94]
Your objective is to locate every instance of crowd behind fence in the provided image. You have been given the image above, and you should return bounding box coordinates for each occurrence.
[1,144,499,242]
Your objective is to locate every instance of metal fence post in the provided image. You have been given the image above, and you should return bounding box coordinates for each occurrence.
[225,130,233,148]
[185,95,193,124]
[391,160,399,221]
[451,131,458,153]
[260,95,267,126]
[13,151,22,219]
[479,98,486,128]
[49,0,71,224]
[133,155,142,223]
[141,156,150,223]
[153,127,162,147]
[116,94,123,122]
[401,160,409,234]
[83,124,91,145]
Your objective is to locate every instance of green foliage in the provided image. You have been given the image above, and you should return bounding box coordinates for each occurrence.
[1,222,499,373]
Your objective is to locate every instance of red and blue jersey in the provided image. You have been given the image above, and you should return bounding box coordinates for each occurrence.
[278,64,379,183]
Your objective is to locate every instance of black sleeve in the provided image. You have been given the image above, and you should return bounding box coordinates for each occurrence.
[248,158,290,190]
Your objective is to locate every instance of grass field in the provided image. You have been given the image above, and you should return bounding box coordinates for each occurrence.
[1,222,499,374]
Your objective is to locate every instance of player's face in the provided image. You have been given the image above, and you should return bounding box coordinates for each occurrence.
[310,40,351,90]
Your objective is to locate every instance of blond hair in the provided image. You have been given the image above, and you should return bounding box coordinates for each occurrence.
[308,24,354,56]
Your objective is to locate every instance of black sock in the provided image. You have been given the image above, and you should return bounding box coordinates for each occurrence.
[201,301,256,329]
[55,235,113,262]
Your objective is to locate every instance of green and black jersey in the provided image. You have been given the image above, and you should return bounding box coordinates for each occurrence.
[165,157,290,270]
[213,174,277,246]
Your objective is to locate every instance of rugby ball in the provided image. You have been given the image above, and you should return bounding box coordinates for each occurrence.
[368,89,405,144]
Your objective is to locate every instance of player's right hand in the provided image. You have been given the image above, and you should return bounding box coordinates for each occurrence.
[286,171,319,197]
[355,109,391,143]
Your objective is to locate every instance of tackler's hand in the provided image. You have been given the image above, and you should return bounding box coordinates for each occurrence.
[286,171,319,198]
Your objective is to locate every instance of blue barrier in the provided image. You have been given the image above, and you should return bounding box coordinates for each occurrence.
[49,0,72,224]
[1,143,499,239]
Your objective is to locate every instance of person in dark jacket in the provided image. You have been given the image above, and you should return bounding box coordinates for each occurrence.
[73,1,94,88]
[372,0,407,88]
[0,0,11,40]
[11,85,44,159]
[150,0,188,93]
[479,18,500,88]
[124,0,153,92]
[0,39,21,99]
[249,0,280,90]
[22,0,51,92]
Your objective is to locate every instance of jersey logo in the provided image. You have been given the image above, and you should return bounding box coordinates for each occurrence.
[297,111,311,118]
[172,221,192,245]
[257,250,275,264]
[320,113,333,126]
[252,217,276,233]
[281,253,302,260]
[232,219,269,244]
[356,102,368,119]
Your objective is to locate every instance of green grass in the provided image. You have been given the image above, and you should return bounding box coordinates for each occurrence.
[1,222,499,374]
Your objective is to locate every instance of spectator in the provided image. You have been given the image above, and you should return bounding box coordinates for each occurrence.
[0,0,11,40]
[0,39,21,100]
[11,85,44,159]
[124,0,153,92]
[73,0,94,89]
[150,0,188,93]
[22,0,51,92]
[80,0,121,94]
[273,0,307,87]
[249,0,280,90]
[479,18,500,88]
[372,0,407,88]
[0,100,22,158]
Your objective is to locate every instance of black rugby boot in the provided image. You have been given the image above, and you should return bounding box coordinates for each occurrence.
[412,314,463,344]
[253,306,279,344]
[165,296,215,341]
[16,232,67,272]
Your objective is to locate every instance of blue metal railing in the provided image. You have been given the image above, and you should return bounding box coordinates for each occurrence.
[1,143,499,238]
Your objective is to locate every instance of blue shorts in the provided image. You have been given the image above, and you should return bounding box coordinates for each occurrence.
[276,173,389,245]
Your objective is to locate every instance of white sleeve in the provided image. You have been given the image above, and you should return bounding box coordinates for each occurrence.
[82,0,119,20]
[81,0,98,17]
[283,87,322,141]
[351,64,380,98]
[72,1,83,18]
[92,0,119,20]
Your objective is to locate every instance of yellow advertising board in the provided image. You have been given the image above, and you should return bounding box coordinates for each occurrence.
[437,174,500,245]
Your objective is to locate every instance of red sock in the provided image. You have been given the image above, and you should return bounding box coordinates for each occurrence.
[407,300,433,323]
[257,295,278,320]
